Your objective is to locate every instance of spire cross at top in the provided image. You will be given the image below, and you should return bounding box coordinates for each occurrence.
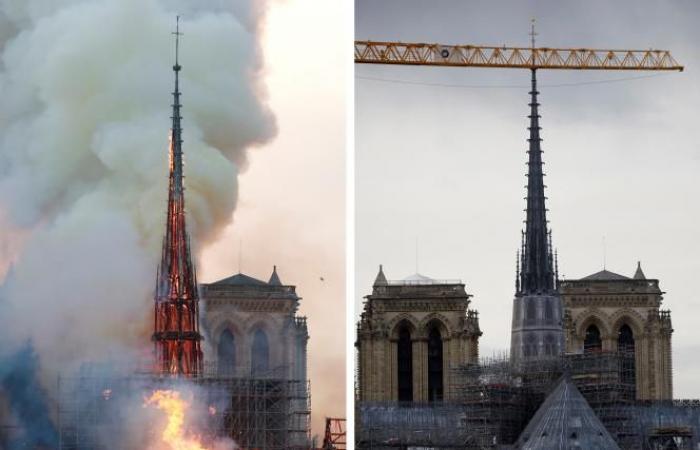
[173,15,183,67]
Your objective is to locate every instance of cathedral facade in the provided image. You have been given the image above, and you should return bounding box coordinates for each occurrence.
[200,266,309,383]
[199,267,311,447]
[356,266,481,402]
[561,263,673,400]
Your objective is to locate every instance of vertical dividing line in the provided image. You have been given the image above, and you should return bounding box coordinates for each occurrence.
[345,0,356,445]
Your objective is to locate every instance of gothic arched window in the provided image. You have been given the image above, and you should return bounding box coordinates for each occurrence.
[397,324,413,402]
[251,328,270,376]
[427,326,444,402]
[218,329,236,375]
[618,324,634,353]
[618,324,636,387]
[584,325,602,353]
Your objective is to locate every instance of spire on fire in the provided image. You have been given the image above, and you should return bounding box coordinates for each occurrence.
[517,69,556,296]
[153,16,203,377]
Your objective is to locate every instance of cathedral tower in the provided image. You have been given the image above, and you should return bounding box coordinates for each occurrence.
[510,69,564,363]
[356,267,481,402]
[152,18,203,376]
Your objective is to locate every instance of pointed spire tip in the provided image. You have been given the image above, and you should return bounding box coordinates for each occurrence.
[269,265,282,285]
[374,264,387,286]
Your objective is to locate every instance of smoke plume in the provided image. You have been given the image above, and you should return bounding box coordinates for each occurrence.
[0,0,275,442]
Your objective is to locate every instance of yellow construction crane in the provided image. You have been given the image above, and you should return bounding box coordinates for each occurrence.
[355,40,683,71]
[355,22,683,72]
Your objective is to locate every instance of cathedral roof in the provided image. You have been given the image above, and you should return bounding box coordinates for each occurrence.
[580,269,630,281]
[402,273,434,283]
[211,273,269,286]
[514,377,620,450]
[371,266,462,288]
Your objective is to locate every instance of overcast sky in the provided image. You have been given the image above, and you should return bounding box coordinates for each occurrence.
[356,0,700,398]
[200,0,345,438]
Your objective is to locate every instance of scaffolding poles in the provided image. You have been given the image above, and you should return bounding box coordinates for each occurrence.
[356,401,472,449]
[200,377,310,449]
[57,363,310,450]
[356,351,644,449]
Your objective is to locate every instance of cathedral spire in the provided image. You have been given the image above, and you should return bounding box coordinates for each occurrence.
[269,265,282,286]
[171,15,184,198]
[373,264,387,286]
[153,16,203,377]
[517,69,555,295]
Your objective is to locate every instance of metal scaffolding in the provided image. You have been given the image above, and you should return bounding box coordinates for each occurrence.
[356,401,471,449]
[454,351,640,448]
[58,363,310,450]
[356,351,674,449]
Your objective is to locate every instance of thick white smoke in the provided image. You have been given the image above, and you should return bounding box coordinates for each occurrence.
[0,0,275,379]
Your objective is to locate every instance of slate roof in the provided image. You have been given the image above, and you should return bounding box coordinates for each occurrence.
[402,273,435,282]
[211,273,269,286]
[514,377,620,450]
[580,269,630,281]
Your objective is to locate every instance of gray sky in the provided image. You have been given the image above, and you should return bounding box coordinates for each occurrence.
[355,0,700,398]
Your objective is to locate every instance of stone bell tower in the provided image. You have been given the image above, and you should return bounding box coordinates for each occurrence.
[357,266,481,402]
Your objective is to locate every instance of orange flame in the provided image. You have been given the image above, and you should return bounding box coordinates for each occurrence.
[145,389,208,450]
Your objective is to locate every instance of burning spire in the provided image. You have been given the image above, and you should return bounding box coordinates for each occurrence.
[152,16,203,377]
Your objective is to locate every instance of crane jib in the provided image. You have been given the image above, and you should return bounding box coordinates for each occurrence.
[354,41,684,71]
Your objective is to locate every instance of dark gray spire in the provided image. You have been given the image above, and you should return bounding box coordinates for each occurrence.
[633,261,646,280]
[518,69,555,296]
[269,265,282,285]
[373,264,387,286]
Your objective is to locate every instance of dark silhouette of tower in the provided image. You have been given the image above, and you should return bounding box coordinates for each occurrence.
[510,68,564,363]
[152,17,203,377]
